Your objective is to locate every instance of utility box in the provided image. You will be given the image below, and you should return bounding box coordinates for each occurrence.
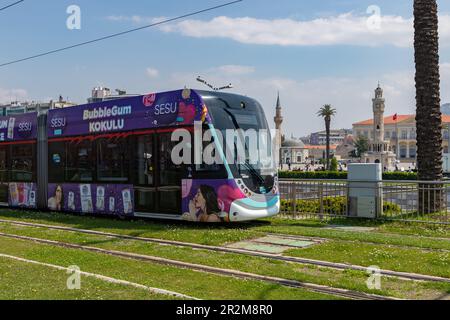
[443,154,450,173]
[347,164,383,218]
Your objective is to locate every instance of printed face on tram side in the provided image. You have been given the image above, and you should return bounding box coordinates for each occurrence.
[181,180,245,223]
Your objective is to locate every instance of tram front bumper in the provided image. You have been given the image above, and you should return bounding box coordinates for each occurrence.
[228,196,280,222]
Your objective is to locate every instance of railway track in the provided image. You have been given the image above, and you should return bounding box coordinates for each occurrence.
[0,218,449,284]
[0,253,198,300]
[0,231,397,300]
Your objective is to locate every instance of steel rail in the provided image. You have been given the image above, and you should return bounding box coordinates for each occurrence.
[0,231,398,300]
[0,218,448,284]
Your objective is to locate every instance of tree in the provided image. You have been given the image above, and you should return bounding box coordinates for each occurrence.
[330,157,338,172]
[414,0,443,213]
[353,135,369,158]
[317,104,336,170]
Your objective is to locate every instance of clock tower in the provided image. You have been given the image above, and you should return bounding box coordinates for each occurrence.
[373,84,385,144]
[363,84,397,171]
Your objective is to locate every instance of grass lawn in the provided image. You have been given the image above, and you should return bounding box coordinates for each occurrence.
[0,237,339,300]
[0,222,448,300]
[0,210,259,246]
[0,257,179,300]
[285,241,450,278]
[0,210,448,251]
[252,219,450,251]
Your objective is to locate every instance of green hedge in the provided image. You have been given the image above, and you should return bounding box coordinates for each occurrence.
[279,171,417,181]
[382,172,417,180]
[280,197,346,215]
[281,197,401,215]
[279,171,347,180]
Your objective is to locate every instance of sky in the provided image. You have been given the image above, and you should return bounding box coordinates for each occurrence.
[0,0,450,136]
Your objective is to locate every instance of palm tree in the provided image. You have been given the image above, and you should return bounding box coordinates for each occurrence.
[414,0,443,213]
[353,135,369,158]
[317,104,336,170]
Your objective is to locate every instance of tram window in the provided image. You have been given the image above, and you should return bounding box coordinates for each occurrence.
[134,190,155,211]
[97,137,130,182]
[134,135,154,186]
[0,146,8,182]
[195,138,223,173]
[10,144,35,182]
[193,126,227,179]
[48,142,66,183]
[66,140,95,182]
[159,133,182,186]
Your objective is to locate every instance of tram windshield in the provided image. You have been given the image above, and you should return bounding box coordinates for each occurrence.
[205,96,276,194]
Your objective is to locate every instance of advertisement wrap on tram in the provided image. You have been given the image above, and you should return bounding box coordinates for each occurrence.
[0,113,38,209]
[0,89,280,223]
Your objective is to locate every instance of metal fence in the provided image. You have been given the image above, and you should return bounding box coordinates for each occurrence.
[279,179,450,225]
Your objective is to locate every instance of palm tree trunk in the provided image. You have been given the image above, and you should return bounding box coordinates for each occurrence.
[325,117,330,170]
[414,0,443,213]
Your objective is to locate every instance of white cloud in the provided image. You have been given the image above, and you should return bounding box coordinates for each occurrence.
[146,67,159,78]
[0,88,27,104]
[212,65,255,75]
[150,13,450,48]
[106,11,450,48]
[441,62,450,76]
[440,62,450,104]
[106,15,167,25]
[149,62,450,136]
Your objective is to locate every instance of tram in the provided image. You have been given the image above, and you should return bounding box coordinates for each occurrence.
[0,89,280,222]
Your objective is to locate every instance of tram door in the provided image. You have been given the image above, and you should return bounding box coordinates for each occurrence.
[134,135,156,213]
[0,146,8,205]
[157,133,182,214]
[134,133,182,215]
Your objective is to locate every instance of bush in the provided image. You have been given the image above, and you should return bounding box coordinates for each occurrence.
[280,197,346,215]
[383,201,402,214]
[279,171,418,181]
[279,171,347,180]
[382,172,417,181]
[330,158,338,172]
[280,197,402,215]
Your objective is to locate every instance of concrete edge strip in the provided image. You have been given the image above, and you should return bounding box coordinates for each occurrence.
[0,253,199,300]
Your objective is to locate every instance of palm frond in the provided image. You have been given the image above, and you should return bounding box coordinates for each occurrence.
[317,104,337,117]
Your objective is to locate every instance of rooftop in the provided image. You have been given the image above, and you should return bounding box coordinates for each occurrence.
[353,114,450,126]
[282,139,305,148]
[304,145,338,150]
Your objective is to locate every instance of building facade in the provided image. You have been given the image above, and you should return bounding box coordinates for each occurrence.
[304,144,337,162]
[309,129,352,145]
[354,115,450,163]
[281,139,309,169]
[335,135,355,160]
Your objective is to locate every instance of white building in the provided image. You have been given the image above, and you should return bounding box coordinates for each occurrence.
[88,87,140,103]
[309,129,352,145]
[0,96,76,116]
[281,138,309,169]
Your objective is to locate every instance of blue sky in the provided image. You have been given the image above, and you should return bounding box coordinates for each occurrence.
[1,0,450,136]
